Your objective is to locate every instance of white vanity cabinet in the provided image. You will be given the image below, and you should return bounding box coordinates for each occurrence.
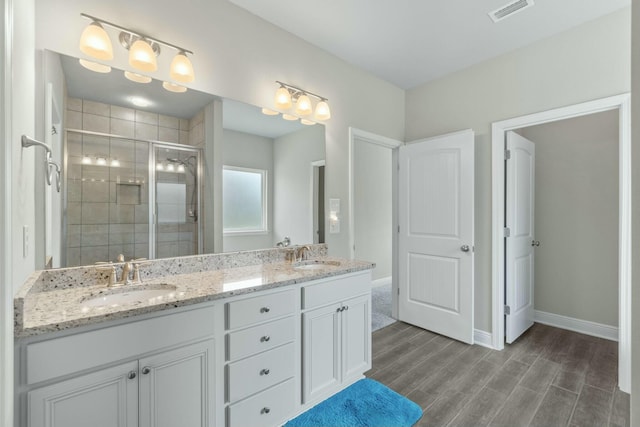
[19,305,219,427]
[224,288,298,427]
[301,272,371,404]
[28,361,139,427]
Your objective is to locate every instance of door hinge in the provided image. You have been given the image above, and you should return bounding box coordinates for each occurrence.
[504,227,511,237]
[504,305,511,315]
[505,149,511,160]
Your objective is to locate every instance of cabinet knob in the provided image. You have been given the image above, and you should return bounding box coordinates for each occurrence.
[141,366,151,375]
[127,371,137,380]
[344,305,349,311]
[260,307,270,313]
[260,335,271,342]
[261,407,271,414]
[336,307,342,312]
[260,368,270,376]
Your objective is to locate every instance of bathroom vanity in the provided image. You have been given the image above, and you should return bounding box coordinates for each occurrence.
[14,246,373,427]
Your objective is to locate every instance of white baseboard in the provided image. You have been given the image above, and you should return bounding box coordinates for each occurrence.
[473,329,495,349]
[534,310,618,342]
[371,276,392,288]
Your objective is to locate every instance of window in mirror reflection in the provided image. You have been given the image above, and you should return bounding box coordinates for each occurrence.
[223,166,268,234]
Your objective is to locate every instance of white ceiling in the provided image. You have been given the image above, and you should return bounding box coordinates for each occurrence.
[228,0,630,89]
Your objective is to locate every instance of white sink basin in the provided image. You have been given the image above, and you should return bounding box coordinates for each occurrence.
[293,260,341,271]
[81,284,178,308]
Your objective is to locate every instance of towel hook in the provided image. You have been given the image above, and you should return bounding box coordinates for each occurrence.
[21,135,61,193]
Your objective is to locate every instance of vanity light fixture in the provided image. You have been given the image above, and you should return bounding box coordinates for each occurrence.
[79,20,113,60]
[156,162,165,171]
[282,114,299,121]
[273,81,331,122]
[177,164,186,173]
[261,108,279,116]
[82,155,93,165]
[124,71,152,84]
[79,13,195,89]
[110,159,120,167]
[166,163,175,172]
[78,59,112,73]
[96,157,108,166]
[300,119,316,126]
[162,81,187,93]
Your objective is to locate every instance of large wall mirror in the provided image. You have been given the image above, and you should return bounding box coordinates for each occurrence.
[38,50,326,268]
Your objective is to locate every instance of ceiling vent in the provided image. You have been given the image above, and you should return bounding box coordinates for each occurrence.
[488,0,534,23]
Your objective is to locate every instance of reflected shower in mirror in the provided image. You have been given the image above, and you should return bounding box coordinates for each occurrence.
[39,50,325,268]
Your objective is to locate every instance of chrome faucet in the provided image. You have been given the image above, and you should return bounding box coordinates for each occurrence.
[117,254,133,285]
[276,236,291,248]
[295,245,312,262]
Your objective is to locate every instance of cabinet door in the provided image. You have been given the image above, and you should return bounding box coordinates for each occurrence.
[139,339,215,427]
[342,294,371,379]
[29,361,139,427]
[302,304,341,403]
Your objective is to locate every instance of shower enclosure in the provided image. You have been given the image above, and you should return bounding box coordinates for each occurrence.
[63,130,201,267]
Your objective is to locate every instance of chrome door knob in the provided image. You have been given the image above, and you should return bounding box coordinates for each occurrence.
[461,245,470,252]
[260,368,270,376]
[141,366,151,375]
[531,240,540,247]
[260,335,271,342]
[260,307,270,313]
[261,407,271,414]
[127,371,137,380]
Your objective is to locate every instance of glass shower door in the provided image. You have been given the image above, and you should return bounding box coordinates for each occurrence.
[152,144,201,258]
[64,131,149,266]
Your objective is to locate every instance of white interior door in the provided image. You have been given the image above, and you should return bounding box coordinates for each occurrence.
[398,129,475,344]
[505,131,536,343]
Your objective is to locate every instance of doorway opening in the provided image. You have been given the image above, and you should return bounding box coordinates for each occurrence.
[311,161,325,244]
[491,94,631,393]
[348,128,402,329]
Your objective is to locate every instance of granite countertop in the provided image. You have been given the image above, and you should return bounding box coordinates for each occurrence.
[15,253,374,338]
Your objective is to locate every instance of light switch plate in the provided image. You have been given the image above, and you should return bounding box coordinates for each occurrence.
[329,198,340,213]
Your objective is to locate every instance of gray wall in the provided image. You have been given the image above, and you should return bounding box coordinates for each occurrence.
[630,0,639,422]
[405,7,630,332]
[222,129,274,252]
[353,139,392,281]
[273,126,325,246]
[520,111,618,327]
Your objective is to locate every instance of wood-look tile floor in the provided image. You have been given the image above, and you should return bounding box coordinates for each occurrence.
[366,322,630,427]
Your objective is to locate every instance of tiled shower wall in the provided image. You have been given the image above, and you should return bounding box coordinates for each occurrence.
[65,97,203,266]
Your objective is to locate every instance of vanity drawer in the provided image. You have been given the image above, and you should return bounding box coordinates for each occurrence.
[227,378,296,427]
[227,342,295,402]
[226,289,296,330]
[227,316,295,361]
[302,272,370,310]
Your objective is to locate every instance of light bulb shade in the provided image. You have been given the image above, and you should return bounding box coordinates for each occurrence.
[79,59,111,73]
[79,22,114,61]
[314,101,331,120]
[274,87,292,109]
[300,119,316,126]
[124,71,152,83]
[295,94,313,116]
[170,52,195,83]
[162,81,188,93]
[129,39,157,72]
[177,164,185,173]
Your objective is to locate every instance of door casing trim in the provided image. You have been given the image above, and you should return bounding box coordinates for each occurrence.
[490,93,631,393]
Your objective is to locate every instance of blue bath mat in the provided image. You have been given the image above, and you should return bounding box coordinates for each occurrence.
[284,378,423,427]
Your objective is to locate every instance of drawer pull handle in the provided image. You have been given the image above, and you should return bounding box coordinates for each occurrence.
[260,307,271,313]
[344,305,349,311]
[127,371,137,380]
[261,407,271,415]
[261,335,271,342]
[336,307,342,312]
[260,368,270,376]
[141,366,151,375]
